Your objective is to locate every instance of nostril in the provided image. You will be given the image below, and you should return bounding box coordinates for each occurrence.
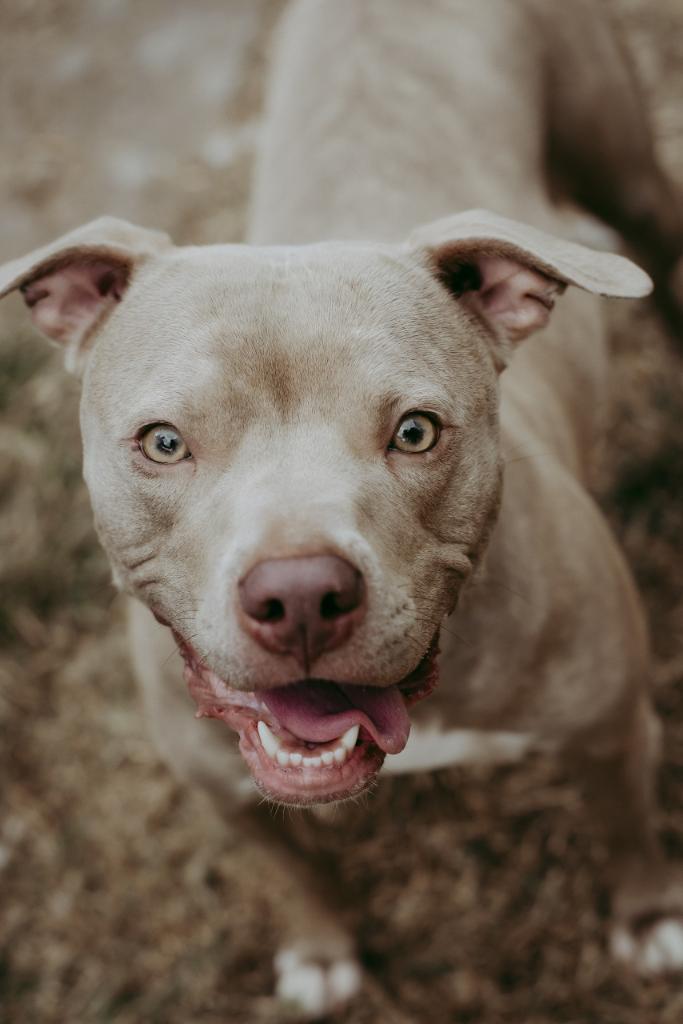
[255,597,286,623]
[239,555,365,655]
[320,590,344,620]
[320,571,364,620]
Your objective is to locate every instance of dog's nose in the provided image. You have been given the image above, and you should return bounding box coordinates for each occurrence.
[238,555,365,670]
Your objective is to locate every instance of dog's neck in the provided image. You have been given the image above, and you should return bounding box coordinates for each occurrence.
[247,0,550,246]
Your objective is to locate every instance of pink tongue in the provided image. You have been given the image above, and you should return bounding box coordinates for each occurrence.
[260,681,411,755]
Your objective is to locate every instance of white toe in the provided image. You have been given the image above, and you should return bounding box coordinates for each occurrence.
[327,958,363,1002]
[641,920,683,973]
[274,946,362,1017]
[276,957,328,1016]
[611,918,683,974]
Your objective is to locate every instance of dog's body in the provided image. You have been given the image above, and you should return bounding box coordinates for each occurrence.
[4,0,683,1016]
[132,0,653,776]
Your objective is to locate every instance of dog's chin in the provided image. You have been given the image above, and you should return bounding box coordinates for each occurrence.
[239,722,387,806]
[177,636,440,807]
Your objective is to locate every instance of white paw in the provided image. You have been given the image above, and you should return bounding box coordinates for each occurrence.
[611,917,683,974]
[274,946,362,1019]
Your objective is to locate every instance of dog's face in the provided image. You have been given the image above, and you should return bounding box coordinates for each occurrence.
[83,241,502,802]
[1,212,650,804]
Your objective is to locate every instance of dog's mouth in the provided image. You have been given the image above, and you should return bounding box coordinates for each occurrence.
[178,636,439,806]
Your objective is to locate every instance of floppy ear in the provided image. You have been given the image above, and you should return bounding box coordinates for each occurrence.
[409,208,652,365]
[0,216,171,374]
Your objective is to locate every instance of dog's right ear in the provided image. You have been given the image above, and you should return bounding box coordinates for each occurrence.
[408,209,652,369]
[0,217,172,374]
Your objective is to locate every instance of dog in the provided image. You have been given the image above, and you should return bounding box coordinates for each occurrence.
[3,0,683,1016]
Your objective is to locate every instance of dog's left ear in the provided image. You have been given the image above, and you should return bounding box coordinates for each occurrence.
[409,208,652,363]
[0,217,172,374]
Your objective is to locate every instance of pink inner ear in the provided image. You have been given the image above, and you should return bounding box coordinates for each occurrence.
[21,260,128,345]
[467,256,564,342]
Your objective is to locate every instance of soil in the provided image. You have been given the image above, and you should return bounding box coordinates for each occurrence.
[1,1,682,1022]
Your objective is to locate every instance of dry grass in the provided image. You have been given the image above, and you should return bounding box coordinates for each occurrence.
[1,2,683,1022]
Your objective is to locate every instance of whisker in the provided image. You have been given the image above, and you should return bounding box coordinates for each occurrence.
[400,633,433,657]
[160,630,206,670]
[411,616,474,649]
[162,647,183,670]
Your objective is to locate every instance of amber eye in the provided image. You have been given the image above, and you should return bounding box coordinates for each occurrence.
[389,412,440,453]
[139,424,191,464]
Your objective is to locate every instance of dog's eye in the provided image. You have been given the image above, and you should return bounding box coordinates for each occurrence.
[389,412,440,453]
[139,424,191,464]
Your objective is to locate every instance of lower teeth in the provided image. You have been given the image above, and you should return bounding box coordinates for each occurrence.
[256,720,359,768]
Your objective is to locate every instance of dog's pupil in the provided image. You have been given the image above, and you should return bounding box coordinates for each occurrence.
[401,420,424,445]
[156,432,177,453]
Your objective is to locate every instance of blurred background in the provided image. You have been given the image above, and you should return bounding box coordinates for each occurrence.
[1,1,682,1022]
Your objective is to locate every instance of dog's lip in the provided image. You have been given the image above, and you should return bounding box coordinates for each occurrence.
[177,635,439,804]
[238,719,386,806]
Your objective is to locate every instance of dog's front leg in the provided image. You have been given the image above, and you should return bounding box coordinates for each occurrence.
[129,603,361,1018]
[217,799,362,1018]
[566,697,683,973]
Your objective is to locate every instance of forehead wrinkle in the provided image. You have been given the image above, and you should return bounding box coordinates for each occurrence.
[233,329,296,417]
[205,269,375,418]
[101,243,493,443]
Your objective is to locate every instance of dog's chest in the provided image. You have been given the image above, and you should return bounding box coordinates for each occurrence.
[382,723,534,775]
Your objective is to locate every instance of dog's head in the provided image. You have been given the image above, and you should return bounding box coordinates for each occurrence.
[1,211,650,804]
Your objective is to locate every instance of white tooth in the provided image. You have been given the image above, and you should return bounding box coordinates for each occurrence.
[289,752,302,766]
[334,746,347,764]
[303,756,322,768]
[276,750,290,767]
[321,751,335,766]
[341,725,359,752]
[257,720,281,760]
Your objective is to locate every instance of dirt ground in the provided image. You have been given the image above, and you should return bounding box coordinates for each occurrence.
[1,1,683,1022]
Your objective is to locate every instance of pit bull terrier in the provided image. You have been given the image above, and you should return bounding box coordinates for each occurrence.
[3,0,683,1016]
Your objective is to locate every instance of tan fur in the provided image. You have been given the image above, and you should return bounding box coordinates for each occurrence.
[4,0,683,1013]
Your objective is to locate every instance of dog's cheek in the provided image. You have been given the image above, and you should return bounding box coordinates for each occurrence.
[81,441,195,619]
[370,429,501,599]
[421,459,502,614]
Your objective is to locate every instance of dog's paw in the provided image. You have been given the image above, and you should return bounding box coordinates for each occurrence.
[611,915,683,974]
[274,945,362,1019]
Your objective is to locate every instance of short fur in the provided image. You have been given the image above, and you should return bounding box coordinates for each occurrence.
[3,0,683,1015]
